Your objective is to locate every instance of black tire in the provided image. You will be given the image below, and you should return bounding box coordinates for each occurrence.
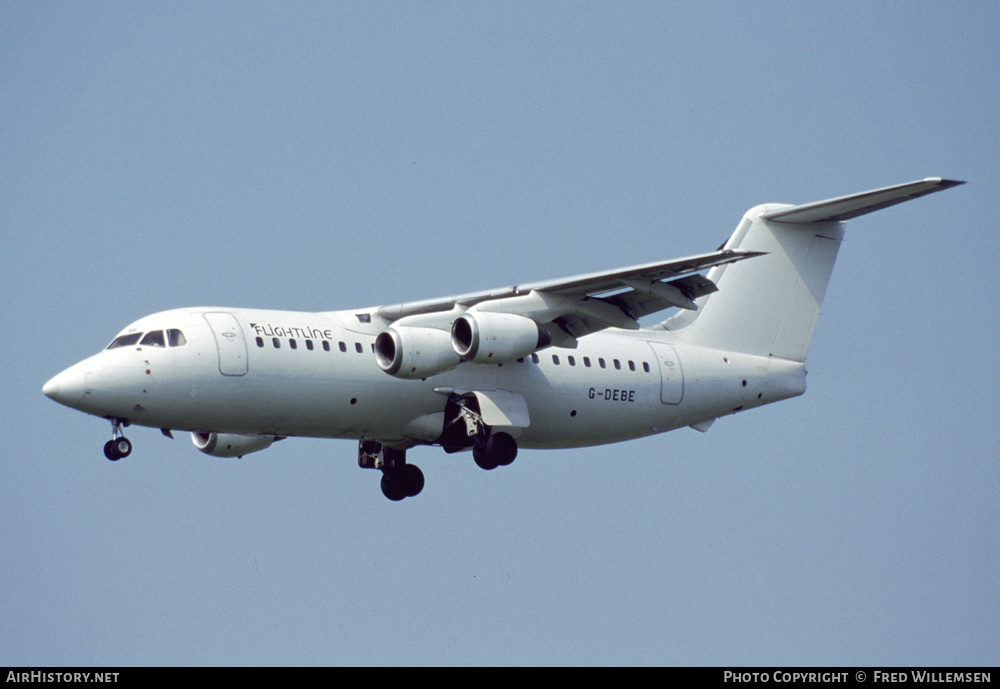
[473,445,498,470]
[402,464,425,497]
[104,440,120,461]
[114,437,132,459]
[487,432,517,466]
[380,473,407,501]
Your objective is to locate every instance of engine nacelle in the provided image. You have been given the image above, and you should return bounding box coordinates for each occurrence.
[451,312,548,364]
[191,432,276,458]
[374,326,461,379]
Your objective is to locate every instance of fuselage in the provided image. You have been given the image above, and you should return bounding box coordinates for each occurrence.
[40,179,961,500]
[43,306,807,450]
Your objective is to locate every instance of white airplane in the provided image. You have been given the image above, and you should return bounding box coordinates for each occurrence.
[43,178,962,500]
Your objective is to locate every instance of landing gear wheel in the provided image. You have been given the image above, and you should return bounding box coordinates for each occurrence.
[103,437,132,461]
[474,432,517,470]
[380,473,408,501]
[473,445,499,470]
[488,432,517,466]
[380,464,425,501]
[115,437,132,459]
[402,464,425,497]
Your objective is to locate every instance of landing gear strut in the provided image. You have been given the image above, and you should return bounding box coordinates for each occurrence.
[359,440,424,501]
[103,418,132,461]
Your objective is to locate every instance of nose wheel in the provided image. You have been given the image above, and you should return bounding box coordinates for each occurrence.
[104,437,132,461]
[103,419,132,461]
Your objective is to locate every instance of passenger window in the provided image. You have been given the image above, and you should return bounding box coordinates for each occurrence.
[140,330,166,347]
[355,342,363,353]
[272,338,281,349]
[255,337,264,348]
[583,357,591,368]
[568,356,576,366]
[289,339,297,350]
[531,353,539,364]
[339,342,347,352]
[167,329,187,347]
[306,340,314,351]
[614,359,621,370]
[599,358,606,369]
[552,355,560,365]
[323,341,330,352]
[107,333,142,349]
[628,360,636,372]
[643,362,651,373]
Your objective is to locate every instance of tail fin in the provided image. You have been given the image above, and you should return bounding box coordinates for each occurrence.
[665,178,963,362]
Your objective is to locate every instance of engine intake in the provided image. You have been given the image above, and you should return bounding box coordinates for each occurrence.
[191,432,276,458]
[374,326,461,379]
[451,312,549,364]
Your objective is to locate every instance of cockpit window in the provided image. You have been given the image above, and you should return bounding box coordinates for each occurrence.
[140,330,166,347]
[167,329,187,347]
[107,333,142,349]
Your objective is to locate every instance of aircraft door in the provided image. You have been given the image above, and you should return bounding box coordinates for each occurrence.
[647,342,683,405]
[203,312,249,376]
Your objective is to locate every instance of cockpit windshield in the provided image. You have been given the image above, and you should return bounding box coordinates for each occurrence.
[106,329,187,350]
[140,330,166,347]
[107,333,142,349]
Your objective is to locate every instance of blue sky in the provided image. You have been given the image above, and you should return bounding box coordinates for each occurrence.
[2,2,997,666]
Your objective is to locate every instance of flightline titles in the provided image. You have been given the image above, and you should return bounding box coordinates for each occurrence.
[723,671,991,683]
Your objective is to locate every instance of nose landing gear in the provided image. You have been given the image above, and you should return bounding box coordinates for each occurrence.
[103,418,132,461]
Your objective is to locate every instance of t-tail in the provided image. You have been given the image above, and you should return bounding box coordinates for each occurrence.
[665,178,964,362]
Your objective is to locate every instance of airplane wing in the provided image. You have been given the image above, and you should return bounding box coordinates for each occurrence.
[376,248,764,339]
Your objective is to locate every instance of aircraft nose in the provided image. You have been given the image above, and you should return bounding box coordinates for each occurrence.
[42,366,87,407]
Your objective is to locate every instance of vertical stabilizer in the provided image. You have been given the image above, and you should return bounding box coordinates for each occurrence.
[665,178,963,362]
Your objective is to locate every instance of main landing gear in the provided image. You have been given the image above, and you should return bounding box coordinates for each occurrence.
[103,418,132,461]
[472,431,518,470]
[440,394,518,471]
[359,440,424,501]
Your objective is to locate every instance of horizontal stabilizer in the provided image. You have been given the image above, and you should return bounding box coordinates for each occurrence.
[760,178,964,224]
[669,177,963,361]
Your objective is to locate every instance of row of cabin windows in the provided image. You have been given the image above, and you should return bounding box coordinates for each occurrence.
[255,337,365,354]
[253,336,650,373]
[522,353,651,373]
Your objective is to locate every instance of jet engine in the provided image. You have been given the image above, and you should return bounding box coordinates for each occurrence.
[374,326,461,379]
[451,312,549,364]
[191,432,276,458]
